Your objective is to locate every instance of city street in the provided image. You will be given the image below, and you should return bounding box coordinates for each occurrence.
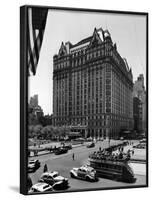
[29,140,146,192]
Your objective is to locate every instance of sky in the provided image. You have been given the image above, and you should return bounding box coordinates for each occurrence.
[28,9,146,115]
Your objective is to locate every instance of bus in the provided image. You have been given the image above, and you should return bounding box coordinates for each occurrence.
[89,155,136,183]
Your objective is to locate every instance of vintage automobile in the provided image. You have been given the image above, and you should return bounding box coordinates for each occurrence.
[29,182,53,193]
[140,138,146,143]
[72,138,85,145]
[133,143,146,149]
[98,138,104,141]
[39,171,69,190]
[61,144,72,150]
[87,142,95,148]
[70,165,98,182]
[54,147,68,155]
[28,159,40,172]
[86,137,93,142]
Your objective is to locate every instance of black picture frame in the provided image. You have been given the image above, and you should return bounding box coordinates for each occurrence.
[20,5,148,195]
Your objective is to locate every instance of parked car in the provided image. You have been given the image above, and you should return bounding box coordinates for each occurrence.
[39,171,69,190]
[98,138,104,141]
[87,142,95,148]
[29,182,53,193]
[61,143,72,150]
[86,137,93,142]
[54,147,68,155]
[133,143,146,149]
[28,159,40,172]
[70,165,98,182]
[72,138,85,145]
[140,139,146,143]
[64,144,72,150]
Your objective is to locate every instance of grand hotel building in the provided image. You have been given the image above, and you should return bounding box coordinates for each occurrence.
[53,27,133,139]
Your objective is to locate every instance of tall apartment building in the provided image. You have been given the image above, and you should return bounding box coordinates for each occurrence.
[53,27,134,139]
[29,95,44,125]
[133,97,143,131]
[29,94,38,108]
[133,74,146,132]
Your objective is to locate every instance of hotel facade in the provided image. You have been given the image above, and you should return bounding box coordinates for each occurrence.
[53,28,134,139]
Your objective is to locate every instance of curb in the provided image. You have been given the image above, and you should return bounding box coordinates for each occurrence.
[130,159,146,164]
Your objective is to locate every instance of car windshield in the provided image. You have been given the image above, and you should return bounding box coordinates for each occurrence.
[29,161,35,164]
[43,184,49,189]
[33,188,39,192]
[42,175,48,179]
[53,174,58,178]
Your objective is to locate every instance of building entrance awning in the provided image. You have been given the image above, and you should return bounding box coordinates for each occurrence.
[68,132,81,137]
[70,125,87,129]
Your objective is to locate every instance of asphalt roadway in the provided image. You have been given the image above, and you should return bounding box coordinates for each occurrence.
[29,140,146,192]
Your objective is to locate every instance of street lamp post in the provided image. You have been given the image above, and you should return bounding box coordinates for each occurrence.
[108,134,110,147]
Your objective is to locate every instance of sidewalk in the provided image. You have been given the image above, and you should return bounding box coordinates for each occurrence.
[29,141,86,157]
[113,141,146,163]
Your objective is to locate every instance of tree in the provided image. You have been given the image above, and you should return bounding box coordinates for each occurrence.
[39,115,53,126]
[58,126,70,139]
[33,125,43,139]
[28,125,33,138]
[41,125,54,140]
[51,127,59,140]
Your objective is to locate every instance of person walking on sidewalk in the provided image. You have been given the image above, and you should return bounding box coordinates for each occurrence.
[72,153,75,160]
[43,164,48,172]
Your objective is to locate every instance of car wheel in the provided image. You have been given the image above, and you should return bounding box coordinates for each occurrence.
[113,174,118,181]
[86,176,91,182]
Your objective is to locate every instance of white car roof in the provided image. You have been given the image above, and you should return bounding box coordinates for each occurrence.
[80,165,94,171]
[41,171,59,177]
[79,166,87,171]
[29,159,37,162]
[32,182,51,191]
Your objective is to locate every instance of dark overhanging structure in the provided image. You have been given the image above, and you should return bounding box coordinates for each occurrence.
[52,27,134,139]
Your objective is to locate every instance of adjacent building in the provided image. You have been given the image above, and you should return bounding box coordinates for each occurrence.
[29,94,38,108]
[133,97,143,131]
[53,27,134,139]
[133,74,146,133]
[29,94,44,125]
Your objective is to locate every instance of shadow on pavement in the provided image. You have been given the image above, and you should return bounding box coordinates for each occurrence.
[9,185,19,193]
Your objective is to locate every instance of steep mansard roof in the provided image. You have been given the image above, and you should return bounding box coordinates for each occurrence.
[56,27,132,78]
[57,27,111,55]
[72,36,93,48]
[70,28,111,50]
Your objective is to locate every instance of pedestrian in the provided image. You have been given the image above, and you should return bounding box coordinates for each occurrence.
[27,175,33,191]
[43,164,48,172]
[127,152,131,160]
[72,153,75,160]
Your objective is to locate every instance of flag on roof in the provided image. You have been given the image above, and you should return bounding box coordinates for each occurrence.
[27,7,48,75]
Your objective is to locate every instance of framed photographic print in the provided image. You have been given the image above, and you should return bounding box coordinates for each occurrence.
[20,5,148,195]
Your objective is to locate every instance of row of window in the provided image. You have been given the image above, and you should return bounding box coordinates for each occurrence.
[54,47,115,70]
[55,103,132,115]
